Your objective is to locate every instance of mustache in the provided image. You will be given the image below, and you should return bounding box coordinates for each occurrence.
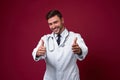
[51,27,59,30]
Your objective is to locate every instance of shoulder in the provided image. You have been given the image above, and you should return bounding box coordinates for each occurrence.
[69,31,82,37]
[42,34,51,38]
[41,34,51,40]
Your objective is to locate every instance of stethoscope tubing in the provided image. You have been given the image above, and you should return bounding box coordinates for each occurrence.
[47,32,69,52]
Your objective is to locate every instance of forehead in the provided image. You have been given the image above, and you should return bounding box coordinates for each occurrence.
[48,15,61,23]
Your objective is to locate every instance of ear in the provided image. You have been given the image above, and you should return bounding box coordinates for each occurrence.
[61,18,64,24]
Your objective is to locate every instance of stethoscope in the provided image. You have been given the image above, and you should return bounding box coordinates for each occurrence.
[47,32,69,52]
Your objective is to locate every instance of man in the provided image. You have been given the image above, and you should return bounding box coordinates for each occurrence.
[32,10,88,80]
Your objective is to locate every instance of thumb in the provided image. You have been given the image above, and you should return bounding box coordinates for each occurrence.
[41,39,44,47]
[73,37,77,44]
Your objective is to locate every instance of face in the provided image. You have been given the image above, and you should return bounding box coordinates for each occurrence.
[48,15,64,34]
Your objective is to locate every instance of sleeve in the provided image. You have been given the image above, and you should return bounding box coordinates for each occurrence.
[75,33,88,61]
[32,36,46,61]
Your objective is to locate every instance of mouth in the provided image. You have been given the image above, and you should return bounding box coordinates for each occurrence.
[53,28,59,33]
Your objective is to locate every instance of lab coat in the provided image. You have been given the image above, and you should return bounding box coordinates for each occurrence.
[32,29,88,80]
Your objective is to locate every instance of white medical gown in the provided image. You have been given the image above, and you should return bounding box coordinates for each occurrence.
[32,29,88,80]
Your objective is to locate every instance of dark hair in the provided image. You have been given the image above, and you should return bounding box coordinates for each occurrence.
[46,10,62,20]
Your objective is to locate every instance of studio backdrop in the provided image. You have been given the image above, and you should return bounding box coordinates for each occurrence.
[1,0,120,80]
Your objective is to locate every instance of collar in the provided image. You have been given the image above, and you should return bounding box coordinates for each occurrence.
[53,28,69,39]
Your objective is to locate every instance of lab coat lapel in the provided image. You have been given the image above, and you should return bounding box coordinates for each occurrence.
[59,29,69,46]
[51,32,59,47]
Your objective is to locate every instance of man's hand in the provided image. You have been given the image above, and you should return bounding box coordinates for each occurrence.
[36,40,46,57]
[72,37,82,55]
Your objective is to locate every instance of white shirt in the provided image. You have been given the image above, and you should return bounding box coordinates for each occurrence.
[32,29,88,80]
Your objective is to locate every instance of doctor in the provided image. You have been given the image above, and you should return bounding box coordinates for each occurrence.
[32,10,88,80]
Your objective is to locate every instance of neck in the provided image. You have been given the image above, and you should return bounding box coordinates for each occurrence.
[59,26,65,34]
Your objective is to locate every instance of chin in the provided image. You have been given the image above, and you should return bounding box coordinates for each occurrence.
[54,31,60,34]
[54,32,59,34]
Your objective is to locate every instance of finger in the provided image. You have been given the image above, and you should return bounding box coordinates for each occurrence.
[74,37,77,44]
[41,39,44,47]
[72,37,77,46]
[72,48,79,51]
[72,43,79,49]
[72,49,79,53]
[38,50,46,53]
[72,45,79,49]
[72,44,78,47]
[38,47,46,51]
[73,51,79,54]
[38,49,46,53]
[37,51,45,56]
[72,45,80,51]
[72,49,80,53]
[40,46,46,49]
[37,49,45,56]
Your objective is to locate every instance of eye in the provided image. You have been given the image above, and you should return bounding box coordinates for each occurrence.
[54,21,58,24]
[48,23,52,26]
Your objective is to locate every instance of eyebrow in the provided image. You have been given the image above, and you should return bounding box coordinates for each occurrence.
[48,20,58,25]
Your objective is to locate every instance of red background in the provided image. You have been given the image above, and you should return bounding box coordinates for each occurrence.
[1,0,120,80]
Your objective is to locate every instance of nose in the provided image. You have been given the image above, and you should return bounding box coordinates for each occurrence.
[51,23,56,29]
